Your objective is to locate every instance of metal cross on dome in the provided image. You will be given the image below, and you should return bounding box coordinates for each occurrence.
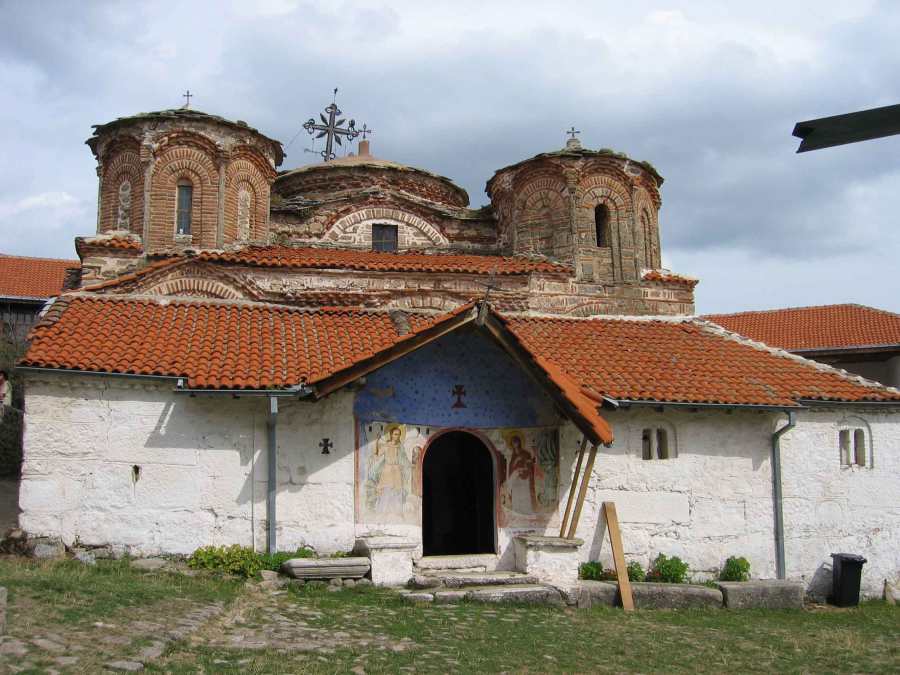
[303,88,363,161]
[566,126,580,140]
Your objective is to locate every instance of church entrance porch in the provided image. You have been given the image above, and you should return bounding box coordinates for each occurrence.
[422,431,495,556]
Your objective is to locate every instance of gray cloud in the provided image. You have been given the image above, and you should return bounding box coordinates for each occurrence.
[0,0,896,313]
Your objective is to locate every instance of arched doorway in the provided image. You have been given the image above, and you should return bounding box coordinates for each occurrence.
[422,431,495,556]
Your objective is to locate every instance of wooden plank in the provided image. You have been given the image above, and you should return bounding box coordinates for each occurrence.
[603,501,634,612]
[559,436,587,537]
[566,443,597,539]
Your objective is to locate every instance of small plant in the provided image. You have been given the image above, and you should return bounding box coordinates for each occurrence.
[627,561,646,582]
[647,554,689,584]
[719,556,751,582]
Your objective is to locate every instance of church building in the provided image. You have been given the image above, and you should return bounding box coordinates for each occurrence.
[16,105,900,598]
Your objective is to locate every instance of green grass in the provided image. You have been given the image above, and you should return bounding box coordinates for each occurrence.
[0,556,241,623]
[0,557,897,673]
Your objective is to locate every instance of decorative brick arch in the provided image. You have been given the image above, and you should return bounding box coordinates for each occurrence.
[150,145,219,250]
[225,156,270,243]
[143,276,245,300]
[514,173,569,257]
[633,188,660,269]
[564,301,615,317]
[326,207,449,248]
[99,149,143,235]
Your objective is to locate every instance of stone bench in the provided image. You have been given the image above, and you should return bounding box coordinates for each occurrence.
[280,557,371,580]
[716,580,804,609]
[577,580,722,609]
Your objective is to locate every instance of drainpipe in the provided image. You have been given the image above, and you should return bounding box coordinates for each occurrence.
[266,395,278,554]
[771,410,796,580]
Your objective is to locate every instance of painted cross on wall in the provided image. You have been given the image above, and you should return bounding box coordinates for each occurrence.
[452,384,467,409]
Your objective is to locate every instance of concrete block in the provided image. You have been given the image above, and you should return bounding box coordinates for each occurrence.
[280,557,370,580]
[716,581,804,609]
[576,580,618,608]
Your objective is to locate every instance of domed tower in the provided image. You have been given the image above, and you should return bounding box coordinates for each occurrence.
[86,109,283,253]
[486,135,663,283]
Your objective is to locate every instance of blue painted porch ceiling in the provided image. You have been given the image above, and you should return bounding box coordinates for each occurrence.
[354,327,559,428]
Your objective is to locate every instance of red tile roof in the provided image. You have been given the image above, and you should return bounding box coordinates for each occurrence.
[641,270,698,287]
[21,296,448,389]
[704,304,900,351]
[0,254,79,299]
[501,314,900,406]
[20,297,899,406]
[197,246,570,275]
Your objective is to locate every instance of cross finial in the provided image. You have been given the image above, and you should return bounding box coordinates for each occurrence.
[359,123,374,140]
[182,90,193,109]
[566,126,580,140]
[303,90,366,162]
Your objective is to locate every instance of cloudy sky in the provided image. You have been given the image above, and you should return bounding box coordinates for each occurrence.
[0,0,897,313]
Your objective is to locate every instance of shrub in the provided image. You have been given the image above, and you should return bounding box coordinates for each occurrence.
[626,561,646,582]
[579,561,616,581]
[188,545,262,578]
[720,556,751,582]
[258,547,315,572]
[647,554,689,584]
[188,545,316,578]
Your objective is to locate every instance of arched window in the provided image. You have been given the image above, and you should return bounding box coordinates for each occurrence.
[595,204,610,248]
[176,178,193,236]
[641,426,677,460]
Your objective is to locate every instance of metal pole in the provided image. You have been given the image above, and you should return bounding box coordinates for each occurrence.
[266,396,278,554]
[771,411,796,579]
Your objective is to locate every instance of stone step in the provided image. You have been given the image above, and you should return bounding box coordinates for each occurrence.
[414,554,499,573]
[402,584,564,606]
[412,570,538,589]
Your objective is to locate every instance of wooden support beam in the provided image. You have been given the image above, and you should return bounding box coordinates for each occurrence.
[603,501,634,612]
[560,436,588,537]
[566,443,597,540]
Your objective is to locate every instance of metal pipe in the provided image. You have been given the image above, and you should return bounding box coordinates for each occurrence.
[771,410,796,580]
[173,385,312,398]
[266,395,278,554]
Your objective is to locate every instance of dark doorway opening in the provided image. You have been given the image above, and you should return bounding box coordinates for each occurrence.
[422,431,495,556]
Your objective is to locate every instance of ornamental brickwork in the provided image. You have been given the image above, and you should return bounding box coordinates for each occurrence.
[79,108,696,317]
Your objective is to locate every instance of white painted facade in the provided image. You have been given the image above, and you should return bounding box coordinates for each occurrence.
[18,373,900,598]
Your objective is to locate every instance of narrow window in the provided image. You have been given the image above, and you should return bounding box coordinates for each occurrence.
[853,429,866,466]
[642,429,652,460]
[839,429,851,466]
[595,204,609,247]
[372,223,398,252]
[176,179,193,235]
[656,429,669,459]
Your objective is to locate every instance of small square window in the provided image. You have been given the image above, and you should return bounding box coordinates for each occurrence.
[372,224,398,252]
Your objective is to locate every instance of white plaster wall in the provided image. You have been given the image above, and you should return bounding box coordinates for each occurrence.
[780,408,900,599]
[19,374,358,557]
[562,409,779,581]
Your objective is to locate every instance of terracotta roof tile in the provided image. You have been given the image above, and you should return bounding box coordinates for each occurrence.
[20,296,458,389]
[641,269,698,287]
[198,246,570,275]
[704,304,900,351]
[20,298,899,404]
[0,254,80,299]
[501,314,900,406]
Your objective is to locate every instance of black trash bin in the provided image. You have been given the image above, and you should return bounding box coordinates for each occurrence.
[830,553,867,607]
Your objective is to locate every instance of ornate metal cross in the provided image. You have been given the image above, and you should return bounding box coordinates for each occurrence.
[319,438,333,455]
[303,89,362,161]
[452,385,467,409]
[358,123,374,140]
[566,126,581,140]
[182,90,193,109]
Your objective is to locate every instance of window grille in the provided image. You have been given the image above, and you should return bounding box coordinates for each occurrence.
[372,223,398,252]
